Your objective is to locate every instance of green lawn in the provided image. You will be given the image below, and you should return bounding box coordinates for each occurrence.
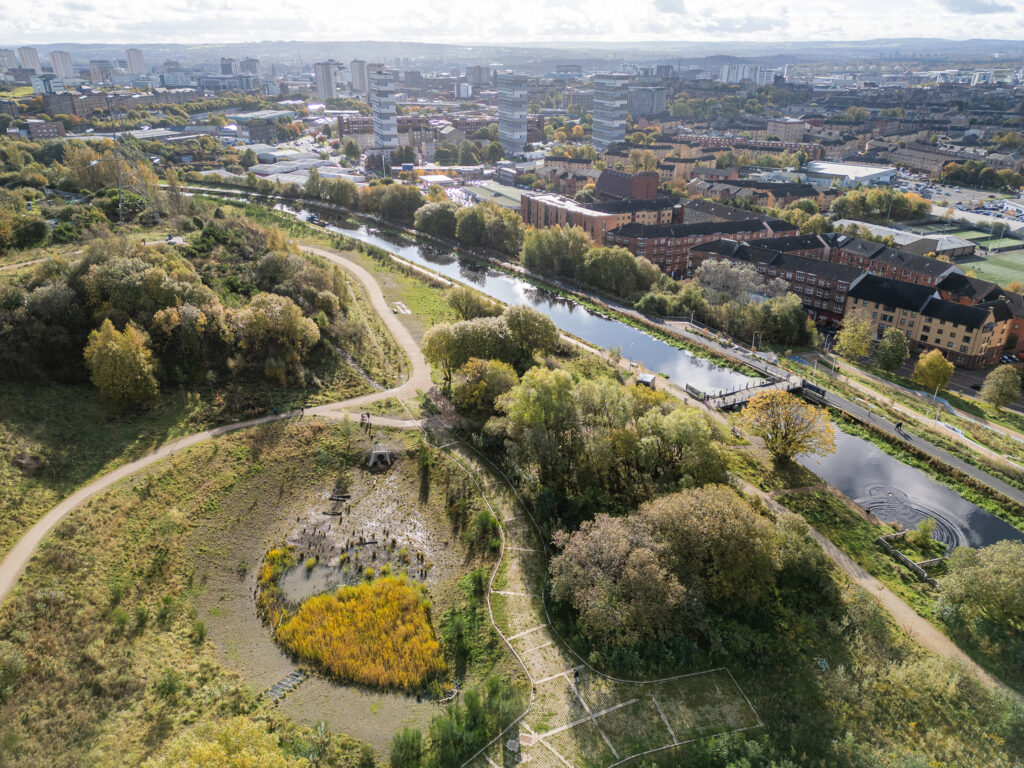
[949,229,994,240]
[954,249,1024,286]
[0,85,31,98]
[973,237,1022,250]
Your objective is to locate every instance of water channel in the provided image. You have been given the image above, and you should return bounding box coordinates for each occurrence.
[799,430,1024,550]
[276,201,1023,551]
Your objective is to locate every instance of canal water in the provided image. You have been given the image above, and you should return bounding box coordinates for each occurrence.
[799,430,1024,550]
[279,203,1024,551]
[321,217,757,396]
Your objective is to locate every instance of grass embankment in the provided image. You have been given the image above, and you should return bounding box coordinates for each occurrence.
[276,575,446,692]
[778,487,1024,693]
[778,490,941,618]
[0,420,372,768]
[0,385,208,560]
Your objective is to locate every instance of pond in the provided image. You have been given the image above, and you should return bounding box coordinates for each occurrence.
[799,430,1024,550]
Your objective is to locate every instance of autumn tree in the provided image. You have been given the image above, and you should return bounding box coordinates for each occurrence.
[912,349,954,394]
[874,327,909,372]
[550,486,780,648]
[147,716,307,768]
[695,259,764,305]
[740,389,835,463]
[834,319,873,361]
[980,364,1021,410]
[452,358,518,413]
[83,319,160,407]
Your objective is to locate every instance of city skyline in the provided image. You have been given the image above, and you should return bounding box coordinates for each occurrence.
[2,0,1024,46]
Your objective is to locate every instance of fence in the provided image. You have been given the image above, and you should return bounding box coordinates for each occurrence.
[877,531,941,587]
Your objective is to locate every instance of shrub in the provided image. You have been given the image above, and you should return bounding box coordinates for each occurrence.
[275,575,445,691]
[155,667,183,700]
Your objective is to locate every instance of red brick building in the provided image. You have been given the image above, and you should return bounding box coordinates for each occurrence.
[603,218,799,278]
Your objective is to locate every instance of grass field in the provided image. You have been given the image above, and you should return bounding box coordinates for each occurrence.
[974,237,1022,250]
[958,248,1024,286]
[949,229,993,240]
[0,85,31,98]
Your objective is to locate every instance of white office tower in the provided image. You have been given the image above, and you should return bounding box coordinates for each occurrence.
[350,59,368,93]
[592,73,629,151]
[497,72,528,156]
[18,46,42,74]
[0,49,17,71]
[126,48,146,75]
[314,61,338,101]
[50,50,74,79]
[368,67,399,151]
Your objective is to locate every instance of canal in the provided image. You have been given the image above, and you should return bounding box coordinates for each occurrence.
[280,202,1024,551]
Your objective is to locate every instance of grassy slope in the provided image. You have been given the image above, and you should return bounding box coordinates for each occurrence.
[0,421,373,767]
[0,218,408,562]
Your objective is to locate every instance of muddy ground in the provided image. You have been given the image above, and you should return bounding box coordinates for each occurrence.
[190,426,489,753]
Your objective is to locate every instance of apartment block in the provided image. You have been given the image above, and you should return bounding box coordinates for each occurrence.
[592,73,629,152]
[845,274,1010,369]
[604,218,800,278]
[497,73,528,156]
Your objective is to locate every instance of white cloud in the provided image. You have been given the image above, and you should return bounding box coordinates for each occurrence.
[1,0,1023,44]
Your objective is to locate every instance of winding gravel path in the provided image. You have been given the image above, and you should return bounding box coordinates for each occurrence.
[0,243,429,606]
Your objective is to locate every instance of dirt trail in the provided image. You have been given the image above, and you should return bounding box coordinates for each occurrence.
[738,477,1005,692]
[0,244,428,606]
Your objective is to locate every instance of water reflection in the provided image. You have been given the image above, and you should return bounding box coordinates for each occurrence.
[799,430,1024,550]
[320,217,757,395]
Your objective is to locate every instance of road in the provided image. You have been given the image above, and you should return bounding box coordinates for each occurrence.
[0,243,431,607]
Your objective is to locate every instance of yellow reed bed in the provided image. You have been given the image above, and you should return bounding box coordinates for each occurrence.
[275,575,446,691]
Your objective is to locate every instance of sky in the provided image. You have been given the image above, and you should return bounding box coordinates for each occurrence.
[2,0,1024,45]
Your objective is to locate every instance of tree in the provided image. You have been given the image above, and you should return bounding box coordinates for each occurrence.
[344,139,361,162]
[1007,280,1023,294]
[452,358,518,413]
[695,259,764,304]
[83,319,160,407]
[446,286,501,320]
[413,202,458,240]
[911,349,954,394]
[146,716,306,768]
[980,364,1021,410]
[942,540,1024,625]
[834,319,873,361]
[740,389,835,463]
[502,305,558,364]
[549,485,780,648]
[875,327,909,372]
[454,206,486,246]
[422,323,460,387]
[390,728,422,768]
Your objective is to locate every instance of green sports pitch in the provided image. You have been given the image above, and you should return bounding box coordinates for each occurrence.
[958,249,1024,286]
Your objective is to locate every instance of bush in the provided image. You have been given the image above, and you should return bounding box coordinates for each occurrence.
[274,575,445,691]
